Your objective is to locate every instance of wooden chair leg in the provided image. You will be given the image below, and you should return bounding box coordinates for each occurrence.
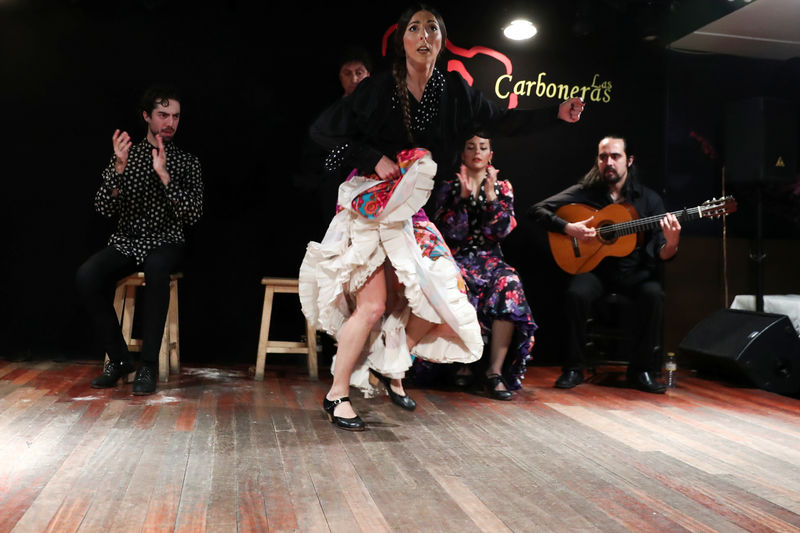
[122,285,138,383]
[158,320,169,382]
[168,279,180,375]
[121,285,136,345]
[305,320,318,380]
[255,285,275,381]
[113,284,126,323]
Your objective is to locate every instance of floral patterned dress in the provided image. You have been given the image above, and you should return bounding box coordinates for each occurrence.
[429,177,537,389]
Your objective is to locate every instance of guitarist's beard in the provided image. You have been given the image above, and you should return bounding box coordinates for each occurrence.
[603,169,623,185]
[581,164,632,188]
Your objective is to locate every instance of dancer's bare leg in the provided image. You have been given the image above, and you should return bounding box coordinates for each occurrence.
[380,264,410,396]
[405,313,436,349]
[382,266,458,397]
[327,267,386,418]
[391,313,440,396]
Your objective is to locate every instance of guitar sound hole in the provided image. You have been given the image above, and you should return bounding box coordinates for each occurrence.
[596,221,617,244]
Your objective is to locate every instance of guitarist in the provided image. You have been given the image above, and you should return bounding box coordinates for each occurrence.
[528,136,681,393]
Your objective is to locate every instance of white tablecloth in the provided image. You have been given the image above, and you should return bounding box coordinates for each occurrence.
[730,294,800,334]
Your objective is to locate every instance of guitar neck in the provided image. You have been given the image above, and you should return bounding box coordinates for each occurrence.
[599,207,702,237]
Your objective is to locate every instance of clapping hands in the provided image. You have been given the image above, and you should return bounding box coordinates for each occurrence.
[152,134,170,186]
[484,165,498,201]
[112,129,132,174]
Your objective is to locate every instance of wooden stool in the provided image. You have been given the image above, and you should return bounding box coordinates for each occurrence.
[255,277,318,380]
[104,272,182,382]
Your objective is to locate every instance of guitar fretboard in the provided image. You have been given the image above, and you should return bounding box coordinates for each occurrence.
[597,207,701,237]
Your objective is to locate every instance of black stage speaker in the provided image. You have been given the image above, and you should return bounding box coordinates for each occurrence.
[724,97,797,183]
[679,308,800,395]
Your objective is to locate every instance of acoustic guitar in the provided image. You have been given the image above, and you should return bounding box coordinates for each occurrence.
[548,196,737,275]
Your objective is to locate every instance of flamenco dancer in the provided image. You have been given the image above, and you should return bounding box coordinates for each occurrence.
[300,3,583,430]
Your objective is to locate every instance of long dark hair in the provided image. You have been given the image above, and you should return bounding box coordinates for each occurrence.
[580,135,638,188]
[391,4,448,143]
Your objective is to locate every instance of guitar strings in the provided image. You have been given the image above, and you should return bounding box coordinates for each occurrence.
[597,208,701,237]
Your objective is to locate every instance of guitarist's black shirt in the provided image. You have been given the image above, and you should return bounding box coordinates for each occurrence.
[529,179,668,287]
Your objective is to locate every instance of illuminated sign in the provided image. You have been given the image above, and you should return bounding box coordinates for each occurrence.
[494,73,612,105]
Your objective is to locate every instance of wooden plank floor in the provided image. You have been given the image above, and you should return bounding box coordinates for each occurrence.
[1,358,800,532]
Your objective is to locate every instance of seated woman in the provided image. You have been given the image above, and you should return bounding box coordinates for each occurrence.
[429,133,537,400]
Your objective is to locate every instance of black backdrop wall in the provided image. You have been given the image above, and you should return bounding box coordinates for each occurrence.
[2,1,798,367]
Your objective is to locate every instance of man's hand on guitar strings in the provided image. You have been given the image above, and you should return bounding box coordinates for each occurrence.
[564,216,597,242]
[659,212,681,245]
[659,212,681,259]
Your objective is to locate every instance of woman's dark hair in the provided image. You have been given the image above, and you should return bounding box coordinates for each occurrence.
[391,4,448,143]
[139,84,182,117]
[391,4,447,60]
[464,131,492,149]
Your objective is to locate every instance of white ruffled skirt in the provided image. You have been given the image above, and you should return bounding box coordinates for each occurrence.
[298,150,482,395]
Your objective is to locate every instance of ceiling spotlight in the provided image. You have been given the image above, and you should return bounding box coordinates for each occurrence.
[503,19,537,40]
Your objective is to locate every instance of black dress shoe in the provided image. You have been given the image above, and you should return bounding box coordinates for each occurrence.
[626,370,667,394]
[91,359,136,388]
[132,365,157,396]
[450,364,474,388]
[323,397,366,431]
[484,373,513,401]
[369,369,417,411]
[555,369,584,389]
[452,373,473,388]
